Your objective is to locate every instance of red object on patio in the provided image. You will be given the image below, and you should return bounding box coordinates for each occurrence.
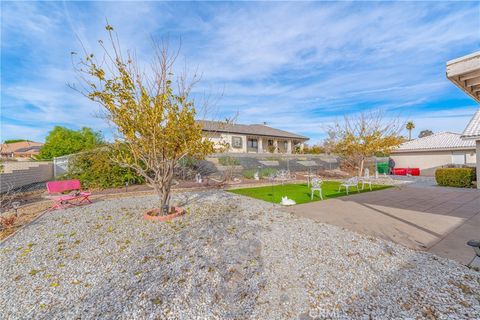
[392,168,420,176]
[46,179,92,210]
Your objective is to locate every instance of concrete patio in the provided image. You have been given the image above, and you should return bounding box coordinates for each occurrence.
[285,183,480,265]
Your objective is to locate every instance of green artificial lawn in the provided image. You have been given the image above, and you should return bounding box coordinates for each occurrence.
[228,181,391,205]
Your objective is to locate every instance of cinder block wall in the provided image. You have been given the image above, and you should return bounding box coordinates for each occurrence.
[0,163,53,193]
[2,161,52,173]
[204,153,340,174]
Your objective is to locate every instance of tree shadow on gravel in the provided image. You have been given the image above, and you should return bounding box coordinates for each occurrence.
[57,192,267,319]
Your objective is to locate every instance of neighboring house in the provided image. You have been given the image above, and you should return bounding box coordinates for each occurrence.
[446,51,480,188]
[0,141,43,159]
[199,120,309,154]
[390,132,476,176]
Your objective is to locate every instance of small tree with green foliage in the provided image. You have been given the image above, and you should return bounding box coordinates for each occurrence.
[72,25,215,214]
[38,126,103,159]
[418,129,433,138]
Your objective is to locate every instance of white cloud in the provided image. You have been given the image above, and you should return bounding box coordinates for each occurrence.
[1,1,479,143]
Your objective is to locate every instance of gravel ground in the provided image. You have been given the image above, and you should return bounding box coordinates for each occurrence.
[1,190,479,319]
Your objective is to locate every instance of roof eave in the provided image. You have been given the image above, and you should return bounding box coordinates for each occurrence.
[446,51,480,104]
[392,146,476,153]
[202,128,309,140]
[461,135,480,141]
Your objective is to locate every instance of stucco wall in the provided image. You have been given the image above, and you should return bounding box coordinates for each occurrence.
[206,132,247,153]
[390,149,476,176]
[204,132,301,154]
[466,150,476,164]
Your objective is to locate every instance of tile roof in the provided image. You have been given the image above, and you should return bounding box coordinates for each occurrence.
[0,141,43,154]
[198,120,309,140]
[393,132,475,152]
[15,146,42,153]
[462,109,480,140]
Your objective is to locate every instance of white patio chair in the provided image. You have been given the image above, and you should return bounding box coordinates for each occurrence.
[359,168,372,191]
[310,178,323,200]
[338,176,359,195]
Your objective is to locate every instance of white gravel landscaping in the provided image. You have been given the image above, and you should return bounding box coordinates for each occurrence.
[1,190,479,319]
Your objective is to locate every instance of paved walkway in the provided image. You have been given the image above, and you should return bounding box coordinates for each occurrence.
[285,183,480,265]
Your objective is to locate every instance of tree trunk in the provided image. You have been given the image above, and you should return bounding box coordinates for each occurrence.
[408,130,412,141]
[158,163,175,215]
[160,183,171,214]
[359,159,364,177]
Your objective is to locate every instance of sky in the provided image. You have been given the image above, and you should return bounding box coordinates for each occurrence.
[1,1,480,144]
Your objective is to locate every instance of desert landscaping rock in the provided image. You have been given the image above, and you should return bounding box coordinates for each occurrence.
[1,190,479,319]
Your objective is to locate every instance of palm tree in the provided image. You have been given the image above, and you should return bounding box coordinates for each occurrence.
[406,121,415,140]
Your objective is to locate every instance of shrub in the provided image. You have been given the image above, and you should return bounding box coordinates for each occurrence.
[176,156,200,180]
[242,169,256,179]
[177,156,198,168]
[1,215,17,229]
[435,168,474,188]
[242,168,278,180]
[260,168,277,178]
[218,156,240,166]
[64,148,143,189]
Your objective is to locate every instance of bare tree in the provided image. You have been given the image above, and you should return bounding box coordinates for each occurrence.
[330,110,404,176]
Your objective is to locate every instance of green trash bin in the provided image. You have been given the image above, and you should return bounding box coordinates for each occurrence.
[377,162,389,174]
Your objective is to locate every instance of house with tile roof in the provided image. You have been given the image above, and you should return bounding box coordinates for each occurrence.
[390,132,477,176]
[199,120,309,154]
[0,141,43,159]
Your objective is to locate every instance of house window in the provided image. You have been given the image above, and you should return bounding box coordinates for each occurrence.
[247,138,258,148]
[268,140,274,146]
[231,136,242,149]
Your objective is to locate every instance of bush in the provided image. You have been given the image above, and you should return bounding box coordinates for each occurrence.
[242,168,278,179]
[260,168,277,178]
[175,156,200,180]
[242,169,256,179]
[435,168,474,188]
[64,148,143,189]
[38,126,103,160]
[1,215,17,229]
[218,156,240,166]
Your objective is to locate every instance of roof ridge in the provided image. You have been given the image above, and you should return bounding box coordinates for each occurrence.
[434,131,461,135]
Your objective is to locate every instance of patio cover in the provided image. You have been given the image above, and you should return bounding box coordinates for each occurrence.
[446,51,480,103]
[446,51,480,188]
